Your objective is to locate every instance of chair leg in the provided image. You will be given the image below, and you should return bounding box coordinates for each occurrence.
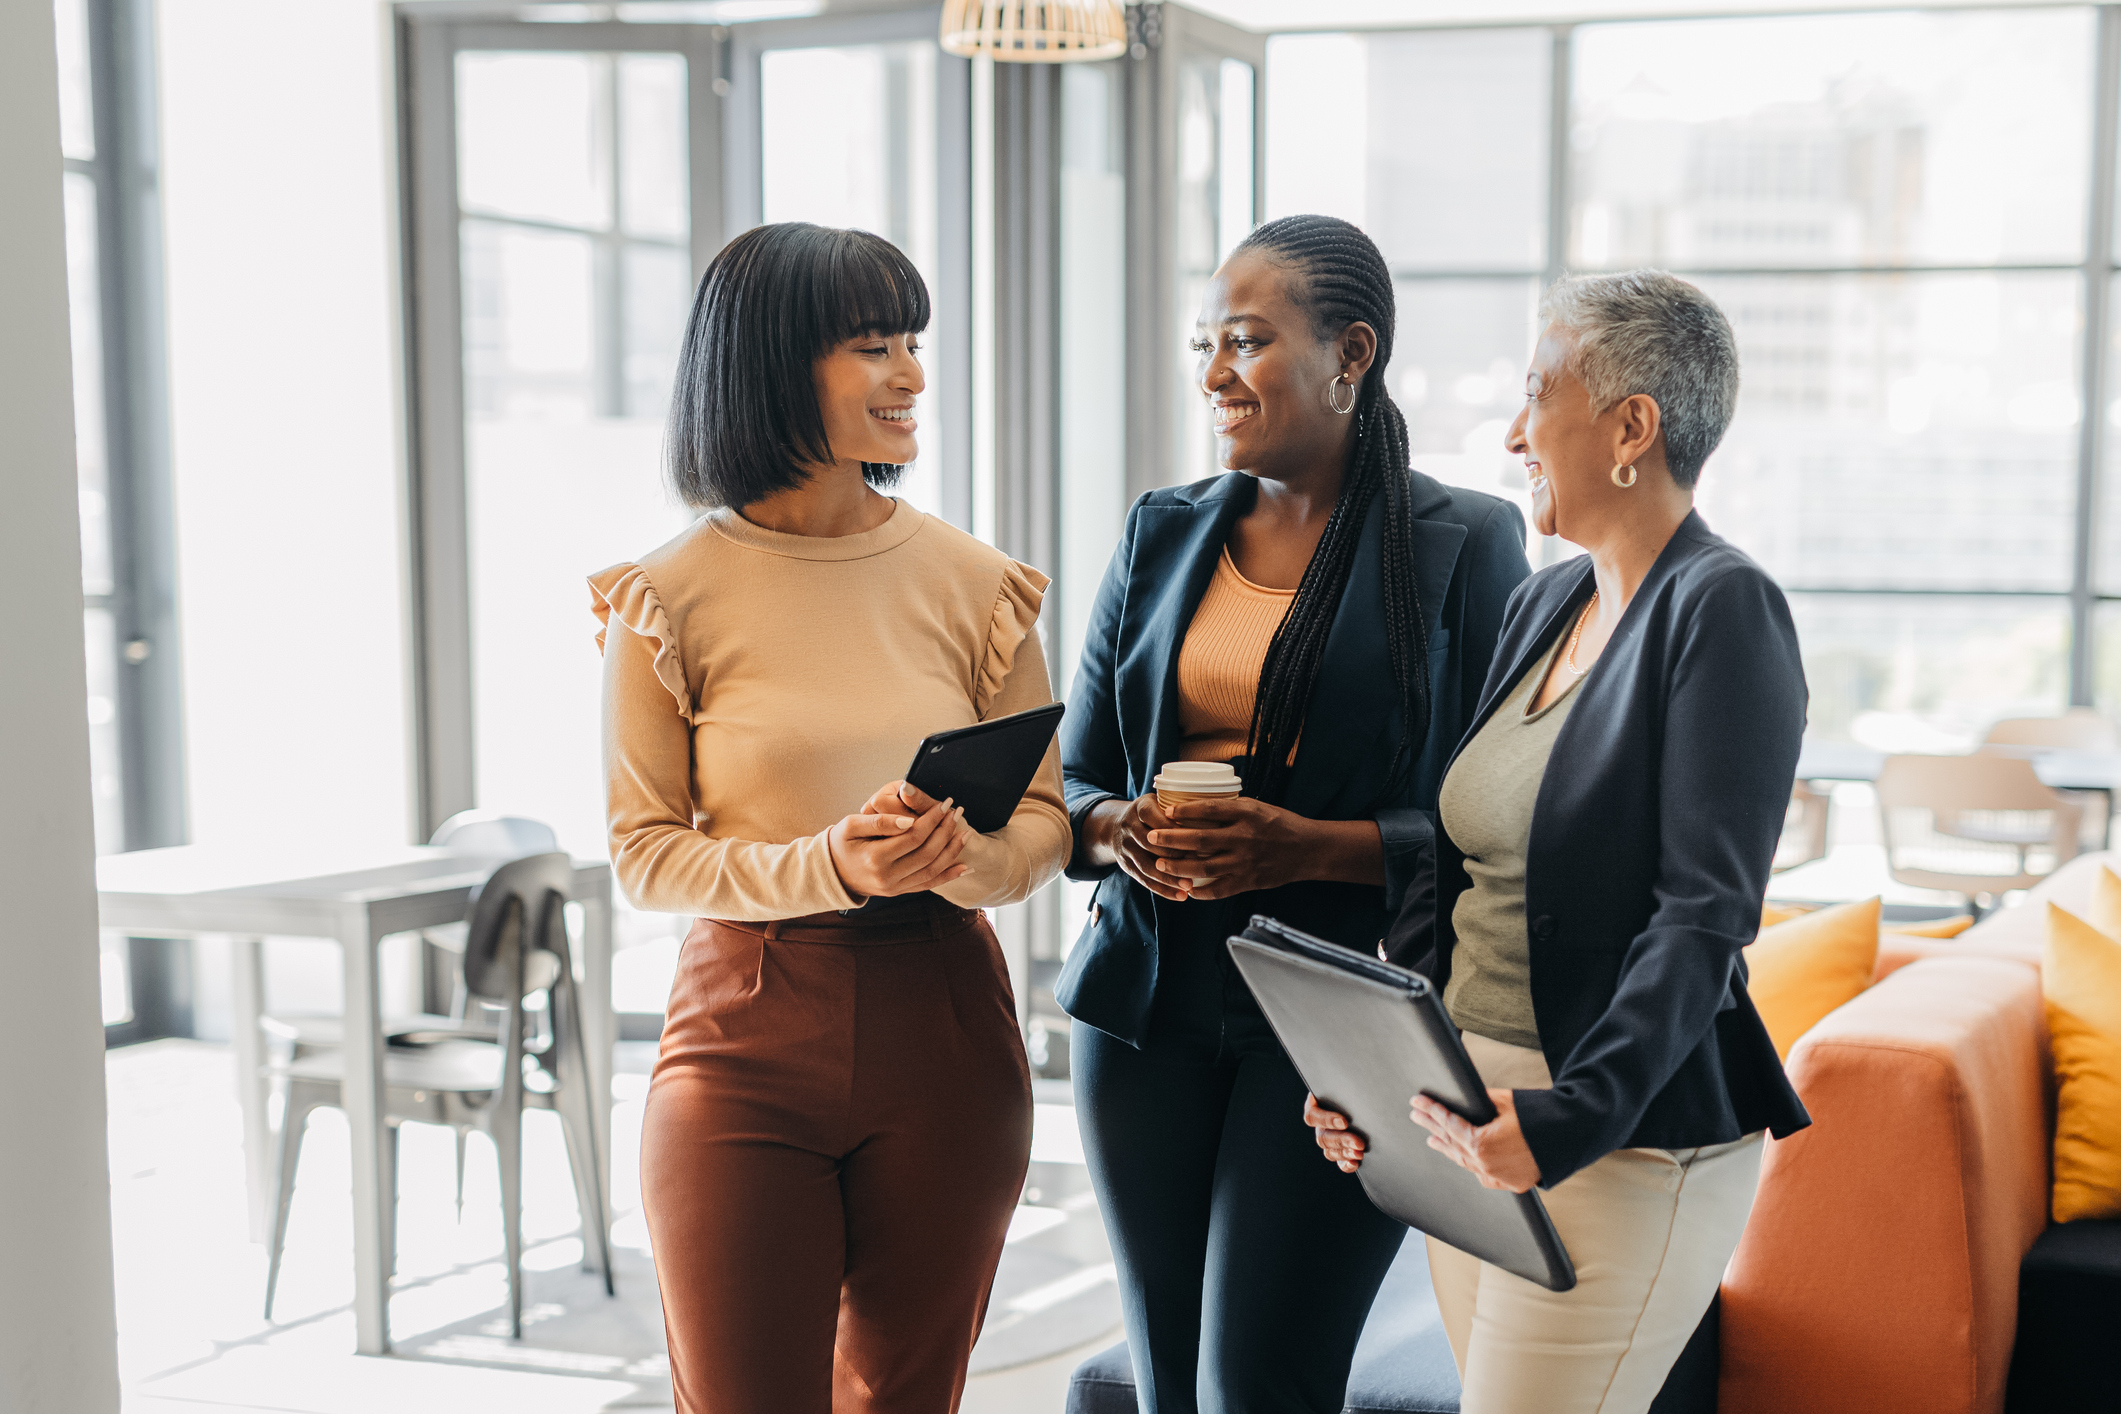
[555,1093,615,1295]
[491,1101,523,1338]
[453,1126,469,1221]
[263,1096,316,1320]
[384,1122,400,1282]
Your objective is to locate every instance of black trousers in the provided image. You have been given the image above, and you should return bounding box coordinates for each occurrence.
[1074,967,1407,1414]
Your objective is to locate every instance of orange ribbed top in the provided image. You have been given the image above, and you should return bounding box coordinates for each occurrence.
[1175,548,1296,764]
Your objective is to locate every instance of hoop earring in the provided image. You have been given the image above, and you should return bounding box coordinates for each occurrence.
[1327,375,1356,416]
[1612,463,1638,488]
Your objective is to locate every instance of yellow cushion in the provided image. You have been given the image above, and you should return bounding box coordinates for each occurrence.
[2044,905,2121,1222]
[1761,901,1812,929]
[1883,914,1974,939]
[2088,865,2121,942]
[1744,897,1882,1061]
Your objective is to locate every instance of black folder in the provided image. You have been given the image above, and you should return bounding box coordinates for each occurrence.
[1227,916,1576,1292]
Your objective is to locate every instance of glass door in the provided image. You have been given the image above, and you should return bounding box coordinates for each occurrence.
[403,19,714,861]
[727,8,973,525]
[1125,3,1265,498]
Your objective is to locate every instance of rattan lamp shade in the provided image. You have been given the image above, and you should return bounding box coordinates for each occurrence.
[939,0,1127,63]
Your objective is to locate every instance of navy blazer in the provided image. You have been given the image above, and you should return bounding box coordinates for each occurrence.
[1057,469,1531,1047]
[1386,512,1813,1187]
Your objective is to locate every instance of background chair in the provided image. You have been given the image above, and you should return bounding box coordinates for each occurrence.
[1772,780,1833,874]
[1874,753,2081,914]
[1982,710,2115,853]
[263,813,561,1210]
[263,852,614,1336]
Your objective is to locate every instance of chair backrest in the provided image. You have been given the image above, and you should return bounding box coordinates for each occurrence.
[1982,708,2118,752]
[430,810,561,857]
[462,852,575,1002]
[1773,780,1832,874]
[1874,753,2081,898]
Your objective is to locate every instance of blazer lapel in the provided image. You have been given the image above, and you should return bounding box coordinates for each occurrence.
[1283,477,1466,818]
[1115,476,1253,789]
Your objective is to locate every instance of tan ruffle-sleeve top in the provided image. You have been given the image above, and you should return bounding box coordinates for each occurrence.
[589,499,1072,922]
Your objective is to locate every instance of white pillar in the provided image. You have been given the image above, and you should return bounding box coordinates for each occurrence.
[0,1,124,1410]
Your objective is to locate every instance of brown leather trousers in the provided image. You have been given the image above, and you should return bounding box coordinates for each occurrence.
[641,895,1032,1413]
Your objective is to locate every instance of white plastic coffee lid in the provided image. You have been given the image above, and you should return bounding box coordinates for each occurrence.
[1153,761,1242,794]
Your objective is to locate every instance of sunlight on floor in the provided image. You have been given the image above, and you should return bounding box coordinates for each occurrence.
[108,1043,1113,1414]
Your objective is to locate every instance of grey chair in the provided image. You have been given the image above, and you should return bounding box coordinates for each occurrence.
[1772,779,1832,874]
[263,812,561,1210]
[262,852,614,1336]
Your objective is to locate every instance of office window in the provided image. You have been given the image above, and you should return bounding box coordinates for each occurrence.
[1269,28,1550,536]
[760,39,947,517]
[1266,7,2114,747]
[1691,271,2081,594]
[453,44,697,861]
[57,0,184,1039]
[1571,10,2093,272]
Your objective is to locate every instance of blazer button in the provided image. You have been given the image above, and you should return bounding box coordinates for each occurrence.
[1531,915,1556,942]
[1091,905,1103,925]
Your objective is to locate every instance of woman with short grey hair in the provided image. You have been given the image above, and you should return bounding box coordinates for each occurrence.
[1307,270,1812,1412]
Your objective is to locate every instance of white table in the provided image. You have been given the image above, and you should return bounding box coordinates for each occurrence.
[1795,741,2121,793]
[96,843,615,1355]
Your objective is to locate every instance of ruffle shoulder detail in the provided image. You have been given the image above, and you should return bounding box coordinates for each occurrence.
[588,562,695,721]
[974,558,1051,719]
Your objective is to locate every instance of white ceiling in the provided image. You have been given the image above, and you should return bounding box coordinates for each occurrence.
[1189,0,2076,32]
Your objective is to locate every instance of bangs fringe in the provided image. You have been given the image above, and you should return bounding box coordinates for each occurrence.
[818,232,931,346]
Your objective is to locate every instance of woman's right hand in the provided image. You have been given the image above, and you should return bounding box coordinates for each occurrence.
[1084,794,1196,902]
[827,791,970,899]
[1305,1093,1366,1173]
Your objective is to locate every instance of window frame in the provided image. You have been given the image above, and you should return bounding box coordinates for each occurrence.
[63,0,187,1046]
[1279,3,2121,706]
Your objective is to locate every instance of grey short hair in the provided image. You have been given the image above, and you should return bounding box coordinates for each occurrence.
[1538,271,1739,489]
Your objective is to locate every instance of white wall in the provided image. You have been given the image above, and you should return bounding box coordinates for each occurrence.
[157,0,410,854]
[0,0,123,1407]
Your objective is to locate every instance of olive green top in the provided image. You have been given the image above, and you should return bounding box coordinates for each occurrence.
[1438,631,1582,1050]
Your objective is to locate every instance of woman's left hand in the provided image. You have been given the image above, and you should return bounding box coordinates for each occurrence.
[1145,798,1309,899]
[1409,1089,1541,1194]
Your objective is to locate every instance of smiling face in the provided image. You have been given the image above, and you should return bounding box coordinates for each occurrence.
[812,330,924,471]
[1191,250,1372,482]
[1507,325,1622,541]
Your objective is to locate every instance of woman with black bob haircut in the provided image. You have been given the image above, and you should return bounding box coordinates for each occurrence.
[591,222,1070,1413]
[1057,214,1532,1411]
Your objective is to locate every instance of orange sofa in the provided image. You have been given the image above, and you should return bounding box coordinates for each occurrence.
[1718,855,2105,1414]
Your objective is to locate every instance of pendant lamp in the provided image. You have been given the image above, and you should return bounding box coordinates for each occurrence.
[939,0,1128,63]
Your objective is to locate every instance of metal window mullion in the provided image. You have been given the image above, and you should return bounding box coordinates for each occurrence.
[1543,25,1572,292]
[597,54,625,417]
[400,16,477,837]
[2073,6,2121,705]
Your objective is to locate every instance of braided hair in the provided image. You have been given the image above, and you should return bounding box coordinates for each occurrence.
[1231,215,1431,806]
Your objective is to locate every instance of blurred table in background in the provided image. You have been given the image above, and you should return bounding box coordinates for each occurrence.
[96,843,614,1356]
[1797,741,2121,793]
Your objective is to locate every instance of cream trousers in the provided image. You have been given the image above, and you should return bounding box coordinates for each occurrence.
[1425,1032,1763,1414]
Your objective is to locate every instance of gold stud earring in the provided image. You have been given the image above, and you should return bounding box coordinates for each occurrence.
[1611,463,1638,488]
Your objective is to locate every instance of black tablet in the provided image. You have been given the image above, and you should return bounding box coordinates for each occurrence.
[902,702,1065,834]
[1227,915,1576,1292]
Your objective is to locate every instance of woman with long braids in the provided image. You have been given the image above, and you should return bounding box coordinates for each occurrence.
[1057,214,1531,1411]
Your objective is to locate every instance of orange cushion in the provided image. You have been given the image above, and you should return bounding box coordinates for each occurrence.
[1761,901,1811,929]
[2044,904,2121,1222]
[1884,914,1974,939]
[1744,897,1881,1060]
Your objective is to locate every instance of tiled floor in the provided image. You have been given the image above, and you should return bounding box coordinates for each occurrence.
[108,1042,1116,1414]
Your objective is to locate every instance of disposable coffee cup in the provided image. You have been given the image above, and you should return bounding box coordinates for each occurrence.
[1153,761,1242,813]
[1152,762,1241,887]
